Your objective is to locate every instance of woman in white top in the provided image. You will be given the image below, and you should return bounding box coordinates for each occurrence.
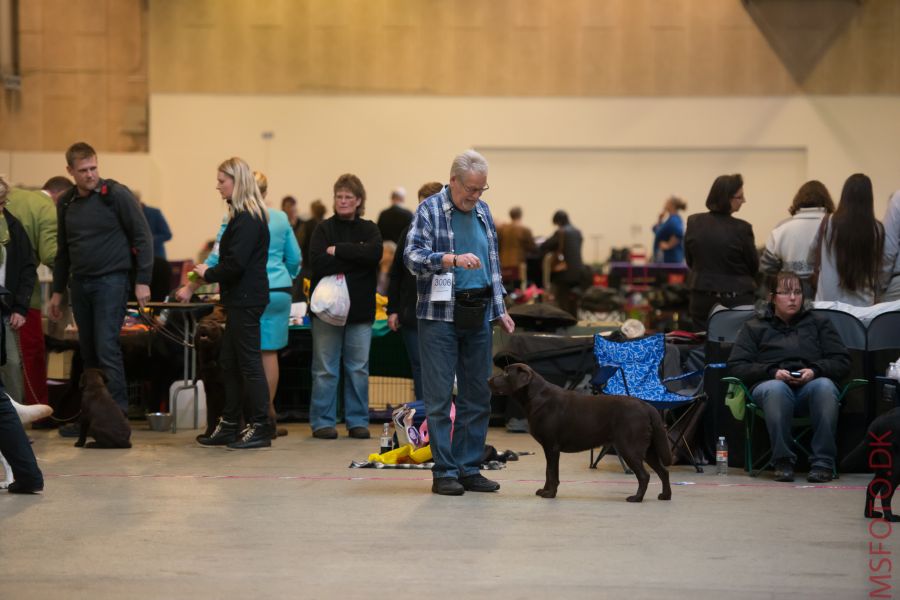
[760,180,834,296]
[881,190,900,302]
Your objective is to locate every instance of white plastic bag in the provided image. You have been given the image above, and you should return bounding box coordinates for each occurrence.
[310,274,350,326]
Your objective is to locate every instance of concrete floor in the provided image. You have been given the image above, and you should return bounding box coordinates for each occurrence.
[0,423,886,600]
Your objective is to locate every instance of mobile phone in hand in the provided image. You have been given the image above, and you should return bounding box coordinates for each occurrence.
[789,371,802,378]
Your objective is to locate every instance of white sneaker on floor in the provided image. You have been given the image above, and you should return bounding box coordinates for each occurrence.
[10,396,53,425]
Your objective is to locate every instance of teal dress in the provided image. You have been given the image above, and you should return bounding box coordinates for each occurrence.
[207,208,301,350]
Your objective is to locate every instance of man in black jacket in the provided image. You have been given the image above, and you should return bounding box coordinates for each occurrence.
[376,187,413,244]
[729,271,850,483]
[49,142,153,414]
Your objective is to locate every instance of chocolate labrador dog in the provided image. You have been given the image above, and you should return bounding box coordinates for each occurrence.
[841,407,900,522]
[195,306,227,438]
[75,368,132,449]
[489,363,672,502]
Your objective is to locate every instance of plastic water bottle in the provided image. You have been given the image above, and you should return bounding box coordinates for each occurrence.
[887,362,900,381]
[716,436,728,475]
[380,423,393,454]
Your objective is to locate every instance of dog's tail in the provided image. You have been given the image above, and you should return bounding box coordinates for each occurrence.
[649,408,674,466]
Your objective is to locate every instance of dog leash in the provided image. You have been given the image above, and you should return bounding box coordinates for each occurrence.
[12,326,81,422]
[135,306,195,349]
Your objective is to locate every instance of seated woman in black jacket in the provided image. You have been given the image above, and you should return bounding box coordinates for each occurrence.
[194,157,272,449]
[728,271,850,484]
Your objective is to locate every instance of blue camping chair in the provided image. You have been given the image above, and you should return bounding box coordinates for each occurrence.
[591,333,707,473]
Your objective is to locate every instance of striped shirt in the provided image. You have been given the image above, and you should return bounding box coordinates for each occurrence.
[403,185,507,323]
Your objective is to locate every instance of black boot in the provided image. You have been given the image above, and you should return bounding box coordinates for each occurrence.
[227,422,273,449]
[197,418,239,446]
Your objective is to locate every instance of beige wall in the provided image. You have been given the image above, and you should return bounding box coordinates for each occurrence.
[139,94,900,262]
[0,0,148,153]
[0,150,154,198]
[149,0,900,96]
[3,0,899,157]
[0,94,900,259]
[3,94,899,263]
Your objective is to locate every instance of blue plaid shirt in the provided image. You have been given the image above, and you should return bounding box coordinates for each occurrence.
[403,186,507,323]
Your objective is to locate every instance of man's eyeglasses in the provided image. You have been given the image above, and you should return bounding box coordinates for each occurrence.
[463,184,489,195]
[774,290,802,297]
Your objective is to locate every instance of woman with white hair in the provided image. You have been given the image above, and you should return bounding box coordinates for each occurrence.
[194,158,272,449]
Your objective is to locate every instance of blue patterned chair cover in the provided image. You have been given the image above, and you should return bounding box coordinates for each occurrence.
[592,333,703,406]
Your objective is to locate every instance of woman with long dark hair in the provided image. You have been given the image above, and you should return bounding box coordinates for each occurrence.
[814,173,888,306]
[684,173,759,330]
[195,157,272,448]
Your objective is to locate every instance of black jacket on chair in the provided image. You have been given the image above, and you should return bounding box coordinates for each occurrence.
[727,306,850,389]
[203,210,270,307]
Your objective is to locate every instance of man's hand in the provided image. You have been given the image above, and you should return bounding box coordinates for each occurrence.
[48,292,63,321]
[387,313,401,332]
[135,284,151,308]
[9,313,26,330]
[499,313,515,334]
[455,253,482,270]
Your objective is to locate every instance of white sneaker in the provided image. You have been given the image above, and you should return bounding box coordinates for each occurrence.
[10,396,53,425]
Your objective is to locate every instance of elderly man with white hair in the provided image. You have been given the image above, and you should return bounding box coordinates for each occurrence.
[404,149,515,496]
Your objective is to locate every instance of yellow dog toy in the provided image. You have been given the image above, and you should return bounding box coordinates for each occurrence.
[368,444,432,465]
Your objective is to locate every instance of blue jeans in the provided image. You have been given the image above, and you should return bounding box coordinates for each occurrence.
[753,377,841,469]
[0,385,43,487]
[418,313,492,480]
[70,272,129,411]
[400,325,423,401]
[310,317,372,431]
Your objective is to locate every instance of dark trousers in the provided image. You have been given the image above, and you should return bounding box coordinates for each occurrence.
[0,388,43,487]
[70,272,129,411]
[552,282,580,318]
[219,305,269,424]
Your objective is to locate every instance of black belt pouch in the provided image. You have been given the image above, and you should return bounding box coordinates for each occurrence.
[454,297,487,330]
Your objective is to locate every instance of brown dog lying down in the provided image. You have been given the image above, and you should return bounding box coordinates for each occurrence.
[489,363,672,502]
[75,368,132,449]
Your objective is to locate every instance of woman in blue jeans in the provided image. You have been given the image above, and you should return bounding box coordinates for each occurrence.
[308,174,382,440]
[728,271,850,483]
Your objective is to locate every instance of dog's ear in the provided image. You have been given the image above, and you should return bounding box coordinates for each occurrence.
[509,363,534,391]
